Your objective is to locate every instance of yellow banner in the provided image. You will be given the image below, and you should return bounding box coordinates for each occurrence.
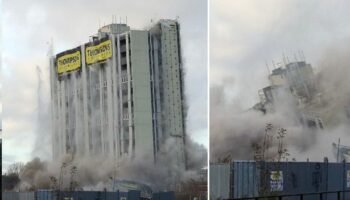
[56,48,81,74]
[85,39,112,65]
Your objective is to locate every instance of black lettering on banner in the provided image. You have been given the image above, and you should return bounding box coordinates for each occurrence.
[85,37,112,65]
[55,46,82,75]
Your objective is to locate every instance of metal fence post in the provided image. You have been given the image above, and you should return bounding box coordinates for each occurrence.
[319,193,323,200]
[300,194,303,200]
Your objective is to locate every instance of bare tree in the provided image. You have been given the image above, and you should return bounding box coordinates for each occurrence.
[58,162,67,191]
[7,162,24,175]
[262,123,273,161]
[253,124,290,197]
[50,176,58,190]
[217,153,231,163]
[69,166,78,191]
[276,128,290,162]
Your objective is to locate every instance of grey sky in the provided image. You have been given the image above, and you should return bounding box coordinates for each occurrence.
[211,0,350,108]
[2,0,207,172]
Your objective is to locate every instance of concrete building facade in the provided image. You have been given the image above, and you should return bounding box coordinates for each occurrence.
[50,19,186,168]
[254,60,325,129]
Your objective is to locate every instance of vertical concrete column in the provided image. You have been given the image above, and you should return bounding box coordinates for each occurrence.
[81,44,90,156]
[126,33,134,158]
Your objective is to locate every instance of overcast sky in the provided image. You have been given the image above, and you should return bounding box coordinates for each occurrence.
[211,0,350,108]
[2,0,207,172]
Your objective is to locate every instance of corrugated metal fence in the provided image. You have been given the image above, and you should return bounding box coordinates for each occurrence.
[2,192,35,200]
[232,161,259,198]
[210,161,350,200]
[2,190,174,200]
[210,163,231,199]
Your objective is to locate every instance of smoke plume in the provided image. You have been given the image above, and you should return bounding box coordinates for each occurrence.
[210,43,350,162]
[16,135,206,192]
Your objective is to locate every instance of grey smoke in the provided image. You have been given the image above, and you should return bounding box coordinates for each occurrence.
[32,65,51,160]
[17,137,206,191]
[210,43,350,162]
